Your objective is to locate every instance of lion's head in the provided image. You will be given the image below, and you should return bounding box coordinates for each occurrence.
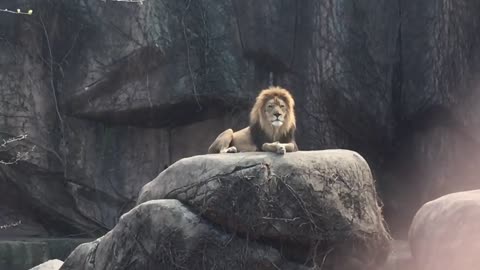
[250,86,296,139]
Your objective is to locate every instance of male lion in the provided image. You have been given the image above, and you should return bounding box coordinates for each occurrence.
[207,86,298,155]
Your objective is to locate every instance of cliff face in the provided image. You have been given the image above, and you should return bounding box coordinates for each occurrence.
[2,0,480,238]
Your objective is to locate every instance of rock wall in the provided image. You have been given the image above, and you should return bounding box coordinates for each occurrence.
[2,0,480,237]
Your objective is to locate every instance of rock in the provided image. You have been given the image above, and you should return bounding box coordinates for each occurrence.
[0,178,48,238]
[30,259,63,270]
[0,0,252,237]
[0,162,108,235]
[3,0,480,241]
[0,238,91,270]
[62,0,252,127]
[138,150,391,268]
[409,190,480,270]
[0,240,48,270]
[60,199,310,270]
[379,240,413,270]
[382,108,480,237]
[232,0,297,69]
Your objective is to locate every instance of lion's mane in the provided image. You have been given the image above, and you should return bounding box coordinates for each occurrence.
[249,87,296,149]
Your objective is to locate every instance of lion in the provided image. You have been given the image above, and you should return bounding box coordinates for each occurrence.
[207,86,298,155]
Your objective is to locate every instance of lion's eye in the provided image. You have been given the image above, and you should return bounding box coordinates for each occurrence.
[268,105,274,108]
[280,105,285,108]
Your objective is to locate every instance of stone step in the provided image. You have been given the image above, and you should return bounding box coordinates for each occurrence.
[0,238,93,270]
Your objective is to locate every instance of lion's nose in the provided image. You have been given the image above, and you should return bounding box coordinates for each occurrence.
[274,112,281,118]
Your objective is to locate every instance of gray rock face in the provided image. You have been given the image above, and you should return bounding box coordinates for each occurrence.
[61,199,314,270]
[0,238,91,270]
[63,0,251,125]
[3,0,480,239]
[30,259,63,270]
[136,150,391,268]
[0,0,250,236]
[409,190,480,270]
[379,240,413,270]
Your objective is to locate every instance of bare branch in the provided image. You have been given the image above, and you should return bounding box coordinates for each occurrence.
[1,134,28,148]
[0,8,33,15]
[0,146,36,165]
[0,220,21,230]
[0,134,36,165]
[39,15,63,127]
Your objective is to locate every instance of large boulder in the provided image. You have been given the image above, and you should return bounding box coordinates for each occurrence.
[409,189,480,270]
[136,150,391,269]
[60,199,311,270]
[30,260,63,270]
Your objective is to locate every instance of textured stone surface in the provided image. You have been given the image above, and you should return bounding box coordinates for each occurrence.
[0,238,89,270]
[409,190,480,270]
[137,150,391,268]
[0,240,48,270]
[379,240,413,270]
[61,0,252,125]
[2,0,480,239]
[60,200,311,270]
[30,259,63,270]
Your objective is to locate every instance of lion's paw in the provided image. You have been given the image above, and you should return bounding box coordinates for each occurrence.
[277,145,286,155]
[220,146,237,153]
[226,146,238,153]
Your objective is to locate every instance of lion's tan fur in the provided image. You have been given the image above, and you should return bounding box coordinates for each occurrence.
[208,86,297,154]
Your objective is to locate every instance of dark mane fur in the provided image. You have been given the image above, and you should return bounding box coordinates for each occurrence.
[249,123,296,150]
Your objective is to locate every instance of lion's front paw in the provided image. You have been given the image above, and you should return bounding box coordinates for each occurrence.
[225,146,238,153]
[276,145,286,155]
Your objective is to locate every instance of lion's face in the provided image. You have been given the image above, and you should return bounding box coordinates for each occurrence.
[249,86,296,140]
[264,97,288,128]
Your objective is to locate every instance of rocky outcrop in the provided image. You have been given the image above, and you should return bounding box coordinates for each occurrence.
[61,200,312,270]
[2,0,480,239]
[62,150,391,270]
[409,190,480,270]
